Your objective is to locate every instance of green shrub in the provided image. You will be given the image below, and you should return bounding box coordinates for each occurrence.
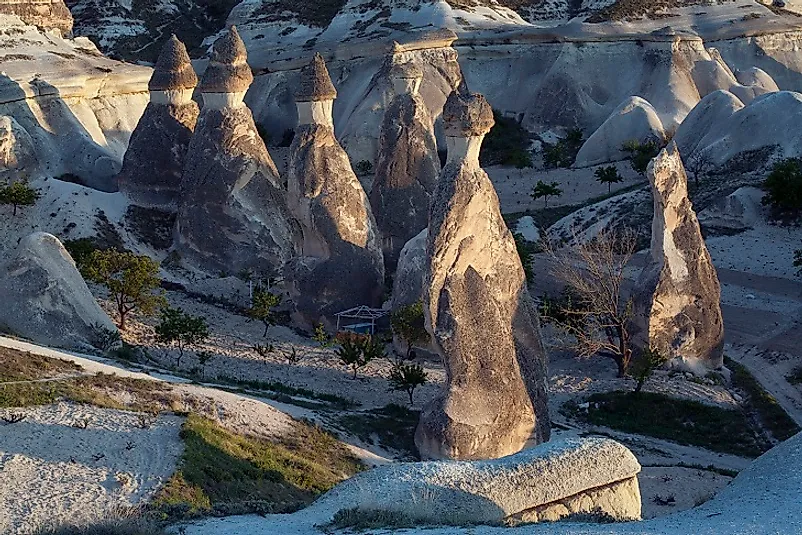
[543,128,584,169]
[248,288,281,337]
[622,139,661,175]
[762,158,802,221]
[388,361,428,405]
[155,307,210,368]
[480,110,533,168]
[390,301,429,358]
[0,180,41,216]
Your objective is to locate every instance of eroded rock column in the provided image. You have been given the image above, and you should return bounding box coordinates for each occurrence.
[117,35,199,208]
[416,90,550,461]
[286,53,385,329]
[174,26,298,277]
[370,56,440,271]
[634,142,724,373]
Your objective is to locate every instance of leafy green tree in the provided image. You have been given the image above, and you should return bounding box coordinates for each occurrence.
[81,250,164,330]
[480,111,534,168]
[196,351,214,378]
[0,181,41,216]
[335,333,384,379]
[388,361,428,405]
[594,165,624,193]
[248,287,282,337]
[531,180,563,208]
[155,307,210,368]
[762,158,802,220]
[513,232,537,282]
[313,323,333,347]
[622,139,660,176]
[632,347,668,394]
[390,301,429,358]
[542,128,584,169]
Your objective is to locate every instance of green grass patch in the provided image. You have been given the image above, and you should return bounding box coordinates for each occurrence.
[337,404,420,460]
[215,375,358,410]
[727,357,801,442]
[0,347,83,382]
[323,507,418,532]
[566,391,768,458]
[153,415,363,519]
[786,366,802,386]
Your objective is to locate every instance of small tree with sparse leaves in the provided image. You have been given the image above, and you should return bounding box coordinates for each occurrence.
[248,287,282,337]
[313,323,333,347]
[81,250,164,330]
[622,139,661,176]
[335,333,384,379]
[0,181,41,216]
[631,347,668,394]
[390,301,429,359]
[531,180,563,208]
[155,307,210,368]
[388,361,428,405]
[594,166,624,193]
[196,351,214,378]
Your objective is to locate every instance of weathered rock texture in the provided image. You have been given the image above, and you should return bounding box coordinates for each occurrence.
[634,143,724,373]
[0,115,38,181]
[574,96,666,168]
[175,27,298,277]
[117,36,199,208]
[370,58,440,271]
[0,232,117,350]
[416,90,549,461]
[286,54,384,328]
[0,0,73,36]
[391,228,428,311]
[306,437,641,526]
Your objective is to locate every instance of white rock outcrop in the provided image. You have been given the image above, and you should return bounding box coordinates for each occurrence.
[0,115,38,180]
[574,96,666,168]
[285,54,385,329]
[174,27,298,277]
[0,0,72,36]
[391,228,428,311]
[370,56,440,271]
[306,437,641,526]
[117,35,199,208]
[0,232,117,350]
[698,186,764,233]
[416,90,549,461]
[673,90,745,158]
[634,143,724,373]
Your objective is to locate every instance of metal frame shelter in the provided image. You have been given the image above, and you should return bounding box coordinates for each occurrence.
[334,306,388,335]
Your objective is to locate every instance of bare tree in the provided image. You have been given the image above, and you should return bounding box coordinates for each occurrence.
[542,227,639,377]
[685,150,714,186]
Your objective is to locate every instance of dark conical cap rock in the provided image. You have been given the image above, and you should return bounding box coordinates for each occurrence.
[149,35,198,92]
[199,26,253,94]
[295,53,337,102]
[443,90,494,137]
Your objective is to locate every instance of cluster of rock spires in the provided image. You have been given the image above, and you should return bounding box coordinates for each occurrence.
[0,0,72,36]
[416,89,550,460]
[174,27,298,278]
[634,143,725,373]
[286,53,384,328]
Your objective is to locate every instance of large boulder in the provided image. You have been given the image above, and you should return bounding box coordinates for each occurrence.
[391,228,427,311]
[698,186,764,233]
[416,90,550,461]
[634,143,724,373]
[574,96,666,168]
[302,437,641,526]
[174,27,298,277]
[117,35,199,208]
[286,54,385,328]
[370,58,440,271]
[0,233,116,350]
[0,115,38,180]
[0,0,72,36]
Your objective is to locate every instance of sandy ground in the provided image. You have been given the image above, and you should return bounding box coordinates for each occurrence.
[0,402,183,534]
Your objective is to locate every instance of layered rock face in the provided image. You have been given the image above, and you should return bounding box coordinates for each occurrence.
[634,143,724,373]
[574,96,666,168]
[0,0,73,36]
[286,54,385,328]
[308,437,641,526]
[370,57,440,271]
[0,232,117,350]
[0,115,38,180]
[117,36,199,208]
[175,27,297,276]
[391,228,428,311]
[416,90,550,461]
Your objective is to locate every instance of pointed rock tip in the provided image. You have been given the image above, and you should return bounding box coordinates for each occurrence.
[210,26,248,64]
[443,90,494,138]
[149,35,198,92]
[199,26,253,94]
[295,53,337,102]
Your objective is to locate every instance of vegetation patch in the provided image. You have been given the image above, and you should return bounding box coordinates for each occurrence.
[32,507,165,535]
[726,357,801,442]
[787,366,802,386]
[480,110,533,168]
[323,507,418,532]
[0,348,82,382]
[564,391,769,458]
[124,206,176,251]
[153,415,362,519]
[337,403,420,460]
[215,375,358,410]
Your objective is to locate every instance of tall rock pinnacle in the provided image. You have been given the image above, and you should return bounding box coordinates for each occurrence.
[416,90,550,461]
[173,27,298,277]
[634,143,724,373]
[117,35,199,208]
[285,53,385,329]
